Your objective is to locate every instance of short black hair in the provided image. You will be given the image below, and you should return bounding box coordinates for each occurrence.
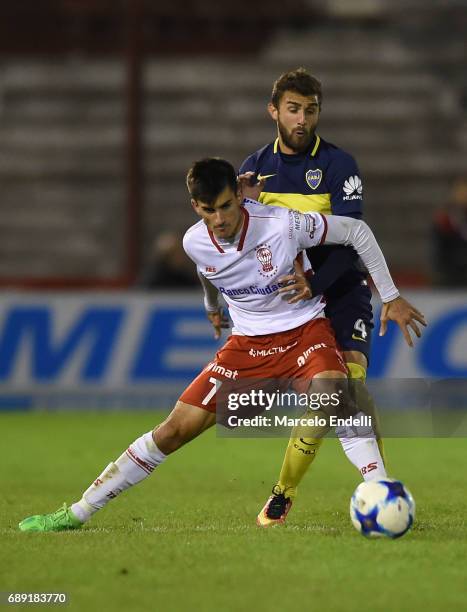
[186,158,237,204]
[271,67,322,108]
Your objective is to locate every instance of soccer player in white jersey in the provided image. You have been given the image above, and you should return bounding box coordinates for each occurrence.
[18,158,425,532]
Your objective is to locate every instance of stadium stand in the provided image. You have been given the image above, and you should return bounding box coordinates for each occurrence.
[0,2,465,283]
[0,60,126,279]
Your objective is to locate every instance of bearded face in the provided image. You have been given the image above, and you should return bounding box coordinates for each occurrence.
[270,91,320,154]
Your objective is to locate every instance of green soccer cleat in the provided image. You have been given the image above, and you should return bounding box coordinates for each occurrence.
[18,503,83,532]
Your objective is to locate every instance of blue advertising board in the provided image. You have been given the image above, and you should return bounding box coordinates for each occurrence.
[0,290,466,410]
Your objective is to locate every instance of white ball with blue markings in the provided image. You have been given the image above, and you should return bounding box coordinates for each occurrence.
[350,478,415,538]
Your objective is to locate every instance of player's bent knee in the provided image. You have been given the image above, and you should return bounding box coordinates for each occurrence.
[343,350,367,370]
[313,369,348,379]
[346,361,367,382]
[311,370,348,397]
[311,371,356,418]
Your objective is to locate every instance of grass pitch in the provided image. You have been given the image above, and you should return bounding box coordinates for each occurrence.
[1,412,466,611]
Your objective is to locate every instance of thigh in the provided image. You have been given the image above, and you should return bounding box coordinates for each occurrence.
[179,334,260,413]
[325,284,374,364]
[180,319,348,415]
[273,318,347,401]
[288,318,348,389]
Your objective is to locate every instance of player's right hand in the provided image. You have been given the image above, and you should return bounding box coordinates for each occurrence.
[238,172,266,201]
[207,308,230,339]
[277,272,312,303]
[379,296,427,347]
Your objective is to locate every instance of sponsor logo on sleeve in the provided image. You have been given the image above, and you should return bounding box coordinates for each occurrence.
[304,214,317,239]
[343,175,363,201]
[288,210,301,239]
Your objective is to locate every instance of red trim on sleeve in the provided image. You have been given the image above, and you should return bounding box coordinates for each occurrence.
[319,214,328,245]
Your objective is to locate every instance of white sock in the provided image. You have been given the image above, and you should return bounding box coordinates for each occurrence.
[71,431,166,523]
[339,435,387,481]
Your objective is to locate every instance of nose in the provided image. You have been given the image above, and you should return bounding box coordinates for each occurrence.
[297,110,306,125]
[213,211,225,226]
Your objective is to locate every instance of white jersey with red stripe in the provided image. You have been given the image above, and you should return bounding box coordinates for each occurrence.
[183,199,328,336]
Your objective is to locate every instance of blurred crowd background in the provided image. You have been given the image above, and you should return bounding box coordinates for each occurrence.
[0,0,466,290]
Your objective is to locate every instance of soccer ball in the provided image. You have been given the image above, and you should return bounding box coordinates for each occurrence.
[350,478,415,539]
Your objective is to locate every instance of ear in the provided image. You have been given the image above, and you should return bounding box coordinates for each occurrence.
[191,199,200,215]
[267,102,278,121]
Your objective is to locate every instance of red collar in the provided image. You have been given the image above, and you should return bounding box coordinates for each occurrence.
[207,207,250,253]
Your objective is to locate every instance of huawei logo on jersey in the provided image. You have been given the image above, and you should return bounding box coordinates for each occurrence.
[343,175,363,200]
[256,244,277,277]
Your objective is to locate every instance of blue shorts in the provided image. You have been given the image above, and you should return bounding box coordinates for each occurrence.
[324,282,374,364]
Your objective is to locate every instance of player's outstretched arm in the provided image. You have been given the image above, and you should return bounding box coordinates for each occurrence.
[318,215,395,298]
[301,214,427,345]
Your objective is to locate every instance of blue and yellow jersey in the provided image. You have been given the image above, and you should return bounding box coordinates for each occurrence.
[239,134,366,298]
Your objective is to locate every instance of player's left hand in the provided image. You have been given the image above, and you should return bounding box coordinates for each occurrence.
[207,308,230,339]
[379,296,427,347]
[278,266,313,304]
[238,172,266,201]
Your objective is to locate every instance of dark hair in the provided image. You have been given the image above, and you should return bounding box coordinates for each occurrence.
[271,67,322,108]
[186,158,237,204]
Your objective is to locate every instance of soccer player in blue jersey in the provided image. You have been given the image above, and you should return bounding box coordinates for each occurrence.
[239,68,421,526]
